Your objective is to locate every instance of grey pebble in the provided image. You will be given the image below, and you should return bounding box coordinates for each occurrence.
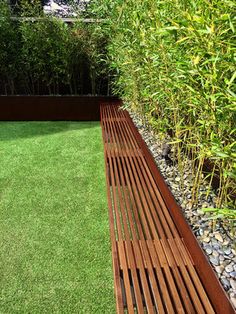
[212,250,219,257]
[223,247,232,255]
[230,279,236,290]
[198,228,204,236]
[205,245,213,255]
[210,257,219,266]
[219,255,225,262]
[224,255,233,261]
[215,265,224,274]
[226,264,234,273]
[212,243,221,250]
[221,278,231,291]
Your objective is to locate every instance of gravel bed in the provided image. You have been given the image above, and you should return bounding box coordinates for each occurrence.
[128,109,236,309]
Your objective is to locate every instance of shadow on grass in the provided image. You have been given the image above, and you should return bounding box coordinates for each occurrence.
[0,121,99,142]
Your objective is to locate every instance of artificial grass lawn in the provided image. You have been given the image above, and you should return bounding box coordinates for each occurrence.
[0,122,115,313]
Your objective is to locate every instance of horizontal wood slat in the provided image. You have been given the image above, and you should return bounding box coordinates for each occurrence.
[100,104,232,313]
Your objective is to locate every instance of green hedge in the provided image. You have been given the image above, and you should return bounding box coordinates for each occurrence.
[90,0,236,213]
[0,0,108,95]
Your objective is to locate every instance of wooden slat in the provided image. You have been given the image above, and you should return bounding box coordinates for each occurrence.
[101,113,124,313]
[147,239,185,313]
[108,107,165,240]
[110,105,179,239]
[104,107,158,312]
[173,238,216,312]
[100,104,216,313]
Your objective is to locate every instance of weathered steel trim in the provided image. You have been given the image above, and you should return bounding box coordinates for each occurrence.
[0,96,120,121]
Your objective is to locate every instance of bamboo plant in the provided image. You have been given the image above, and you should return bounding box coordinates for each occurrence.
[89,0,236,221]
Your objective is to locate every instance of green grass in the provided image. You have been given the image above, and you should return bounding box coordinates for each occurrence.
[0,122,115,314]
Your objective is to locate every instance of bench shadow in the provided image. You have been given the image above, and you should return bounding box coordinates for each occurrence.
[0,121,99,142]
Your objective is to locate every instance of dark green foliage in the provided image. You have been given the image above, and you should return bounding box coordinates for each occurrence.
[0,0,109,95]
[0,1,20,93]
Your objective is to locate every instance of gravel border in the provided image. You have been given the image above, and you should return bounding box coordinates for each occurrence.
[128,109,236,309]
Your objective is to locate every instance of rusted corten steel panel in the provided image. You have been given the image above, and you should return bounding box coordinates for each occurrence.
[100,103,235,314]
[0,96,120,121]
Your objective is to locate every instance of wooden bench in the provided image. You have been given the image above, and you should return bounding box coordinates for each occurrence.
[100,104,234,314]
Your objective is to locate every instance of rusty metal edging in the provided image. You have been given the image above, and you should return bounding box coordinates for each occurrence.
[124,109,235,314]
[0,96,120,121]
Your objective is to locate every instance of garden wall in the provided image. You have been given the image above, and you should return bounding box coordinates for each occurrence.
[0,96,120,121]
